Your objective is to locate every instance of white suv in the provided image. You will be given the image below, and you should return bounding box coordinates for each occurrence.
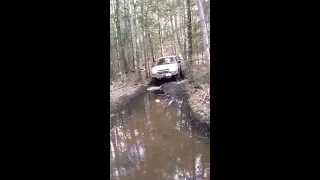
[151,56,184,84]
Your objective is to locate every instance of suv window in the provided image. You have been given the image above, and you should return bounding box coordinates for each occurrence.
[156,57,176,65]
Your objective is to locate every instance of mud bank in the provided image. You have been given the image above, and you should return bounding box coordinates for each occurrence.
[110,83,148,114]
[160,81,210,136]
[186,83,210,125]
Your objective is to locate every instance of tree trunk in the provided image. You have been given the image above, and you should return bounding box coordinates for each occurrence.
[141,1,148,79]
[187,0,193,81]
[144,42,149,78]
[182,0,187,56]
[203,0,210,42]
[123,1,130,71]
[173,0,187,61]
[147,32,155,63]
[115,0,129,74]
[133,0,142,80]
[126,5,134,69]
[110,61,114,83]
[157,0,164,57]
[195,0,210,64]
[170,13,176,55]
[129,0,138,71]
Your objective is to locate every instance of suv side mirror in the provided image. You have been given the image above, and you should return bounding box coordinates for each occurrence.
[176,56,181,63]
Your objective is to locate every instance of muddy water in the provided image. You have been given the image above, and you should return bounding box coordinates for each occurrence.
[110,91,210,180]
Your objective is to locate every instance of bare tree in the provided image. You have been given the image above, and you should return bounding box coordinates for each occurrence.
[110,0,210,83]
[195,0,210,64]
[173,0,187,61]
[133,0,142,80]
[129,0,142,79]
[141,0,149,78]
[115,0,129,74]
[156,0,164,57]
[187,0,194,81]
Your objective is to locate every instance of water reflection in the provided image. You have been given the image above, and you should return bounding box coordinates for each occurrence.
[110,93,210,180]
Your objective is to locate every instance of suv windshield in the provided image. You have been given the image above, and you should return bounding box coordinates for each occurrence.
[156,57,176,65]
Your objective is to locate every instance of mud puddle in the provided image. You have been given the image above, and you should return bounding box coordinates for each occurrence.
[110,91,210,179]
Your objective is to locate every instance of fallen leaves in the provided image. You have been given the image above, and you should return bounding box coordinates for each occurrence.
[187,83,210,123]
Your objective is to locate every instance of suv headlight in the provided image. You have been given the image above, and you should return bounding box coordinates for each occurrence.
[152,69,157,74]
[170,68,178,74]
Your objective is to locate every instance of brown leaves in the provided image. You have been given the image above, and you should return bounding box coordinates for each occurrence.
[187,82,210,123]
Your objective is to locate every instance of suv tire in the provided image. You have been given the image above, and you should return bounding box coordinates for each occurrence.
[179,68,185,79]
[172,73,180,82]
[151,77,158,86]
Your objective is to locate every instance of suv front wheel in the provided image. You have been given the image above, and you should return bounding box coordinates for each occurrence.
[151,77,158,86]
[172,72,180,82]
[179,68,185,79]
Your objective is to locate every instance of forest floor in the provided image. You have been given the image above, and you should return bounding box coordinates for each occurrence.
[186,64,210,125]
